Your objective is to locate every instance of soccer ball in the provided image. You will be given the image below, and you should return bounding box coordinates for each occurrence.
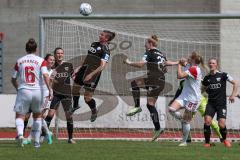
[79,3,92,16]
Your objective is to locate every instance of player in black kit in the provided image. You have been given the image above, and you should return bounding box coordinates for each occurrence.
[71,30,116,122]
[123,35,178,141]
[44,47,76,144]
[202,57,238,148]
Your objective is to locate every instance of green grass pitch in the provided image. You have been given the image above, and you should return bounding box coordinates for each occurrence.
[0,140,239,160]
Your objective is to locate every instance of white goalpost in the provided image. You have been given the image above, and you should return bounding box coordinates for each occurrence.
[40,14,240,141]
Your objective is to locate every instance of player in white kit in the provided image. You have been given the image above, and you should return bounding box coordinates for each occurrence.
[22,54,55,145]
[168,51,205,146]
[11,38,52,148]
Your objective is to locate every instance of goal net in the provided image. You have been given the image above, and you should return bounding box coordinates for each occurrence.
[40,14,240,141]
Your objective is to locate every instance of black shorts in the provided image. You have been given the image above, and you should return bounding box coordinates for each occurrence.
[144,77,165,99]
[74,66,101,92]
[50,94,72,112]
[204,103,227,120]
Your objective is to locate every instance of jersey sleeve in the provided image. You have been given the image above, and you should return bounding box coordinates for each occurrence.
[101,46,110,62]
[11,62,19,78]
[40,60,48,74]
[142,52,149,62]
[185,66,198,79]
[223,72,234,82]
[202,76,209,87]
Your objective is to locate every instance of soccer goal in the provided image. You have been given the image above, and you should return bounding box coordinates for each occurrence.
[40,14,240,141]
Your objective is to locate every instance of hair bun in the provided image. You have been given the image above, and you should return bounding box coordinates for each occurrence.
[151,35,159,42]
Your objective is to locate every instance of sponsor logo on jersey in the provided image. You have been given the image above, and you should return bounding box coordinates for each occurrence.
[97,47,101,50]
[216,77,221,81]
[209,83,221,89]
[56,72,69,78]
[64,67,69,71]
[89,47,96,53]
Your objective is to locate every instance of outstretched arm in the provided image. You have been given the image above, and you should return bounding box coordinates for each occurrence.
[123,58,146,68]
[165,60,179,66]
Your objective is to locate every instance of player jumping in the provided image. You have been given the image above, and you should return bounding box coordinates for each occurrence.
[123,35,178,141]
[71,30,115,122]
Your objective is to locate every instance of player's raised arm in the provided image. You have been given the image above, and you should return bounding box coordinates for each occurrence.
[165,60,179,66]
[123,58,146,68]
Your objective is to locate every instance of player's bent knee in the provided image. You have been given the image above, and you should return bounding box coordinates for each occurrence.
[218,120,226,128]
[204,117,212,126]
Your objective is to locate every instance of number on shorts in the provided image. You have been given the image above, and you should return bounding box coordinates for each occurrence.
[186,102,198,112]
[25,66,35,83]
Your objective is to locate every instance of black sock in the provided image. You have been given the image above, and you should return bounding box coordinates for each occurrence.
[220,126,227,142]
[204,124,211,143]
[147,104,160,131]
[131,80,140,108]
[86,99,96,110]
[73,96,80,109]
[23,120,28,137]
[45,116,53,128]
[67,119,73,140]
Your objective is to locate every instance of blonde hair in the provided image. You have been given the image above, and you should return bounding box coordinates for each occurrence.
[147,35,159,47]
[190,51,208,71]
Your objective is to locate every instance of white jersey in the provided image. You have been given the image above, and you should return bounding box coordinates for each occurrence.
[12,54,48,90]
[178,65,202,102]
[40,68,53,97]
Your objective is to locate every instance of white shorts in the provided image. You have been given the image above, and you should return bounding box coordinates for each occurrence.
[175,98,200,112]
[40,89,51,111]
[14,89,43,115]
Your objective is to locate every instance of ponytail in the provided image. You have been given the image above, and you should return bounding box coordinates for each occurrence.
[148,35,159,47]
[191,51,208,72]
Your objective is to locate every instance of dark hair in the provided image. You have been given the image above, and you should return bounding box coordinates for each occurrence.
[54,47,64,55]
[25,38,37,53]
[44,53,54,61]
[103,30,116,42]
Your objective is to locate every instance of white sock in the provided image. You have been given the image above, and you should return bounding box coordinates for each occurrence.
[15,118,24,136]
[182,122,190,143]
[42,119,50,135]
[32,118,42,143]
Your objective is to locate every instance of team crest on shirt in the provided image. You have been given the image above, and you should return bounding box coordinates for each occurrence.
[97,47,101,50]
[216,77,221,81]
[64,67,69,71]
